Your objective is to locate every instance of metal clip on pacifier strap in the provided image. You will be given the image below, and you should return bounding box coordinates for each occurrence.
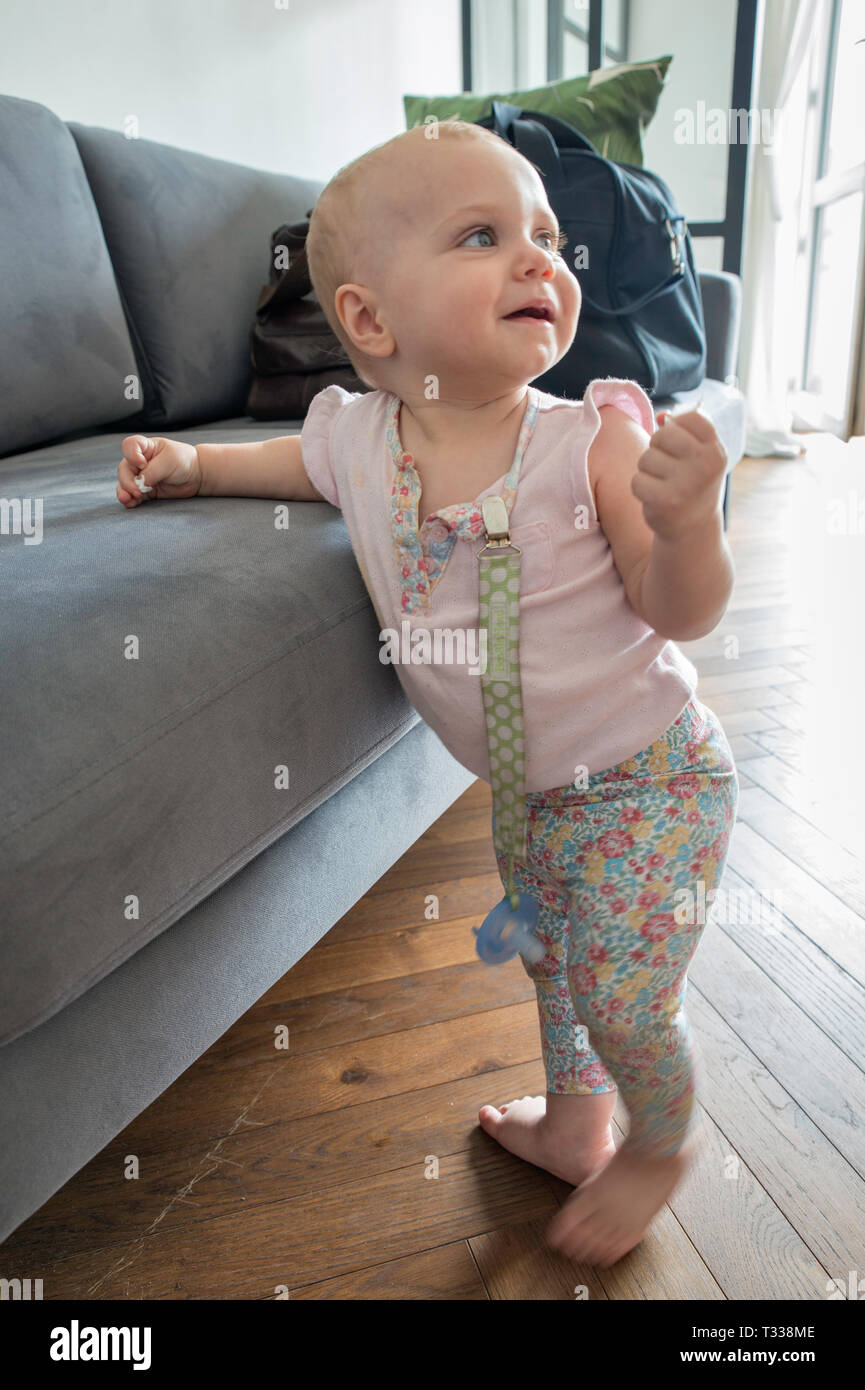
[478,496,527,910]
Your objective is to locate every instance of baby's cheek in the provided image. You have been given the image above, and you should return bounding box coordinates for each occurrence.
[558,266,581,313]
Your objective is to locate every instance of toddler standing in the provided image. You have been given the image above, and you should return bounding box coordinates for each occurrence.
[117,118,738,1269]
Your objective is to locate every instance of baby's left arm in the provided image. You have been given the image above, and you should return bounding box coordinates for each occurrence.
[590,404,734,642]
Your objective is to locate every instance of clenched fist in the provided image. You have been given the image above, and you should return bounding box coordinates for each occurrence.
[631,409,728,542]
[116,435,202,507]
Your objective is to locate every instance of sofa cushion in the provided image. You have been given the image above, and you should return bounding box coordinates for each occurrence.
[67,123,325,432]
[0,96,142,458]
[0,420,419,1046]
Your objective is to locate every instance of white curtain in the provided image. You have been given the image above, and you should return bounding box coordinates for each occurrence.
[737,0,823,457]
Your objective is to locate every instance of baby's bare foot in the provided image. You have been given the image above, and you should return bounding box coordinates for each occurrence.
[547,1135,697,1267]
[478,1095,617,1187]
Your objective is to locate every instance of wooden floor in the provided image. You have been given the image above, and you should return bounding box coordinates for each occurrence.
[4,431,865,1300]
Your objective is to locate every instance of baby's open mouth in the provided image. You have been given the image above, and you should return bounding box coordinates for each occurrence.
[503,302,555,323]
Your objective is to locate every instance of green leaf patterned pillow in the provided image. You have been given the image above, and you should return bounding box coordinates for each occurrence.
[403,56,672,168]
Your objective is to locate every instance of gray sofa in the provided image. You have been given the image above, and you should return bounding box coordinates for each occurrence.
[0,92,746,1246]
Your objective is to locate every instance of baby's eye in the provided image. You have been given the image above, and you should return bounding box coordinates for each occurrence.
[461,227,495,248]
[541,229,569,254]
[460,226,568,252]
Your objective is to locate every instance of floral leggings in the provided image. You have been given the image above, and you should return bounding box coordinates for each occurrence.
[492,693,738,1160]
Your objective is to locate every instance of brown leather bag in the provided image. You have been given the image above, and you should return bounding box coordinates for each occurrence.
[245,211,371,418]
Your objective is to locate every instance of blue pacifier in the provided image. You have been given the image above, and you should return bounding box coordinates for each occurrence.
[473,892,544,965]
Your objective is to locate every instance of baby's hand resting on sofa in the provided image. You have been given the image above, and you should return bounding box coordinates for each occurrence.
[116,435,202,507]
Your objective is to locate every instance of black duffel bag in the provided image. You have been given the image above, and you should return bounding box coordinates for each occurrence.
[245,212,371,419]
[475,100,705,399]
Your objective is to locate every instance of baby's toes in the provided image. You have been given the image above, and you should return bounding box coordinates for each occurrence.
[499,1096,529,1114]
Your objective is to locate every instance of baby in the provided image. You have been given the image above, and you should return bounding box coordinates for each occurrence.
[116,118,738,1269]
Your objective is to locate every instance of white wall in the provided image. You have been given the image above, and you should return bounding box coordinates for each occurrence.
[0,0,463,181]
[633,0,739,273]
[1,0,743,265]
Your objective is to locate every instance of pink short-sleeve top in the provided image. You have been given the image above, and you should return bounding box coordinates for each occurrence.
[300,377,698,793]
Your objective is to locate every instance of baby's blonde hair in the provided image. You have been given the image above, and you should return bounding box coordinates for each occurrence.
[306,118,507,387]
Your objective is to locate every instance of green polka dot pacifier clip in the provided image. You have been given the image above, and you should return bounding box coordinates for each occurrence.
[472,495,545,967]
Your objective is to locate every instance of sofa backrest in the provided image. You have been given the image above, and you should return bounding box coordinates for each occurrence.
[0,92,326,457]
[0,95,143,458]
[67,121,324,435]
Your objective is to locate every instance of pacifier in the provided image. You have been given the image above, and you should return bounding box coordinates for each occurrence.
[473,893,544,965]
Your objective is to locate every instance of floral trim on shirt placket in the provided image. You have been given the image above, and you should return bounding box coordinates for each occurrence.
[386,388,540,615]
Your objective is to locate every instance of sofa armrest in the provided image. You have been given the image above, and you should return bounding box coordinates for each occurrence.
[698,269,742,385]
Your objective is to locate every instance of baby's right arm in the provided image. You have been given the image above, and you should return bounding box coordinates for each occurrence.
[116,433,326,507]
